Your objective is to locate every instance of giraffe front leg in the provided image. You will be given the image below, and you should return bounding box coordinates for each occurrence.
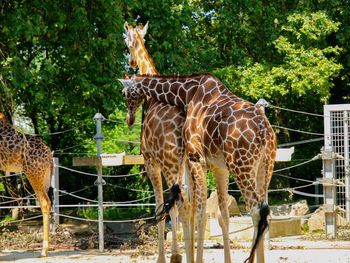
[144,161,166,263]
[169,206,182,263]
[187,156,207,263]
[177,162,194,263]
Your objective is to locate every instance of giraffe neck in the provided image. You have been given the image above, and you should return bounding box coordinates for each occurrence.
[135,74,221,108]
[135,31,159,76]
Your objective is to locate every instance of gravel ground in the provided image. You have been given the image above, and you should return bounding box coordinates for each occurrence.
[1,237,350,263]
[1,248,350,263]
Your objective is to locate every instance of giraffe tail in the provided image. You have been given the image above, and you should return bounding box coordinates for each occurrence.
[244,202,270,263]
[48,152,55,206]
[48,187,54,206]
[153,183,181,224]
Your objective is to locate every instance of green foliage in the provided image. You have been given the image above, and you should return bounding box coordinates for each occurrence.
[0,215,14,223]
[1,1,350,208]
[77,206,152,220]
[215,12,342,102]
[83,108,142,156]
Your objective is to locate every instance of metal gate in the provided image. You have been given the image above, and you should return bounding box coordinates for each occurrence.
[324,104,350,220]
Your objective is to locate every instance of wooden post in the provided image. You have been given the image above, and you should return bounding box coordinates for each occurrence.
[93,113,105,252]
[51,157,60,232]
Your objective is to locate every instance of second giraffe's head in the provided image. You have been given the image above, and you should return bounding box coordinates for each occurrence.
[118,77,145,127]
[123,21,149,69]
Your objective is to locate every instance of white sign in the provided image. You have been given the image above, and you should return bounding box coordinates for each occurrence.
[276,147,294,162]
[101,152,125,166]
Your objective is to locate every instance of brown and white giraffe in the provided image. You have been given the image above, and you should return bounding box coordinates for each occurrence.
[123,21,246,263]
[0,112,53,257]
[119,74,277,263]
[123,22,194,263]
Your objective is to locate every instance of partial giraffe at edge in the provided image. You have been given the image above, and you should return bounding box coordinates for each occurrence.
[119,74,277,263]
[0,112,53,257]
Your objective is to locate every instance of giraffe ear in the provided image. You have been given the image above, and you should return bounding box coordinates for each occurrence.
[118,79,134,89]
[138,21,149,38]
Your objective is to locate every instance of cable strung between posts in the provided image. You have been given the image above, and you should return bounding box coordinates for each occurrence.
[272,124,323,136]
[273,157,319,173]
[55,212,155,223]
[0,172,24,178]
[57,165,147,177]
[104,138,141,144]
[104,118,142,126]
[57,189,156,205]
[54,143,88,152]
[28,123,90,137]
[0,193,36,201]
[268,182,319,192]
[274,172,317,183]
[0,215,42,225]
[290,189,323,198]
[268,104,323,117]
[106,182,169,194]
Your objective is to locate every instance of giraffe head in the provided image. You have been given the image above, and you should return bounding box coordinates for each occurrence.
[123,21,149,69]
[119,77,145,127]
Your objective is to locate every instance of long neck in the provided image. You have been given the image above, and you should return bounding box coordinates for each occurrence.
[137,76,205,108]
[135,32,159,76]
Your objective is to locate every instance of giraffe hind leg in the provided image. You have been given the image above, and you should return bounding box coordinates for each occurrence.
[245,202,270,263]
[25,166,52,257]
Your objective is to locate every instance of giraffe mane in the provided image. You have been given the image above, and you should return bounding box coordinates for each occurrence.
[137,72,216,79]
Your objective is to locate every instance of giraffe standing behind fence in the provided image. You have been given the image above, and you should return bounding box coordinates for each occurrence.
[123,22,193,263]
[119,74,277,263]
[0,112,52,257]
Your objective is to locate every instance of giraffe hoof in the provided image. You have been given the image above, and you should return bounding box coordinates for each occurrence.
[40,250,48,257]
[170,254,182,263]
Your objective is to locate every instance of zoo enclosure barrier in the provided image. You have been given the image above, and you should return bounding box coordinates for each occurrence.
[0,103,349,246]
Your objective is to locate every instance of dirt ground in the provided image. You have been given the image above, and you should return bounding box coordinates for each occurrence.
[1,236,350,263]
[1,220,350,262]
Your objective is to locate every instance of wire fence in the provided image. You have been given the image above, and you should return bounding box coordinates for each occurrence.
[0,102,345,236]
[0,154,328,227]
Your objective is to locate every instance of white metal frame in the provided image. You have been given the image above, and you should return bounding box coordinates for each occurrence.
[324,104,350,221]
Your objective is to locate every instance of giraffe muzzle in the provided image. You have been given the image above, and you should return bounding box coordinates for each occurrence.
[129,59,137,69]
[126,112,135,127]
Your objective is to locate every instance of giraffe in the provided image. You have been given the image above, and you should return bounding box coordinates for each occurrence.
[0,112,53,257]
[119,74,277,263]
[123,21,241,263]
[123,22,194,263]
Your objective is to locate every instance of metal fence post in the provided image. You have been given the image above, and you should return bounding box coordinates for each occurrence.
[93,113,105,252]
[321,146,337,238]
[51,157,60,232]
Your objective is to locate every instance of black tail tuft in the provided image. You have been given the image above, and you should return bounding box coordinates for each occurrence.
[245,202,270,263]
[48,187,54,206]
[135,184,181,234]
[153,183,181,225]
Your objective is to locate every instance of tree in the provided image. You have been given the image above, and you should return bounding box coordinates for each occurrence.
[0,0,130,203]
